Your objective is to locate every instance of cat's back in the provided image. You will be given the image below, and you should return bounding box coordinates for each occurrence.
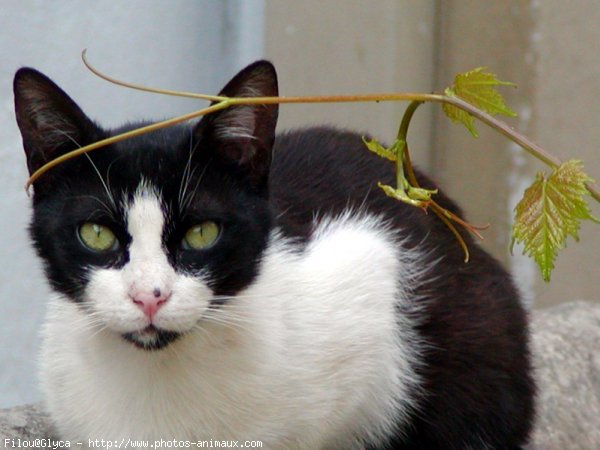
[270,126,392,214]
[270,127,403,233]
[269,126,535,449]
[269,126,455,244]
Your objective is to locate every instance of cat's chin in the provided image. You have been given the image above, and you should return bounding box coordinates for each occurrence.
[122,325,181,351]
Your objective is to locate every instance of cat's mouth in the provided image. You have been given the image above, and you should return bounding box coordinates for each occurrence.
[122,325,181,351]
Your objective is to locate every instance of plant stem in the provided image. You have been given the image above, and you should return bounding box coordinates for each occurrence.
[82,50,227,102]
[439,95,600,204]
[24,101,232,191]
[78,52,600,202]
[395,140,407,193]
[25,88,600,204]
[397,100,423,142]
[396,102,423,191]
[24,93,444,191]
[396,101,472,261]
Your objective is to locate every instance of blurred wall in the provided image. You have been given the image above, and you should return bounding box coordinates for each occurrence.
[0,0,264,409]
[265,1,600,308]
[434,0,600,307]
[264,0,437,170]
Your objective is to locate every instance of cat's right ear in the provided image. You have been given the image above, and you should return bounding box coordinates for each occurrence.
[14,68,98,178]
[194,61,279,192]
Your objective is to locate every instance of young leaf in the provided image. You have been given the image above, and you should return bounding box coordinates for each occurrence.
[443,67,517,137]
[377,182,421,207]
[377,182,435,210]
[364,136,437,210]
[511,160,599,281]
[362,137,397,161]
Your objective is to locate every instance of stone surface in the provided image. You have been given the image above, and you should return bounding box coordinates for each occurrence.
[0,403,56,448]
[528,301,600,449]
[1,301,599,449]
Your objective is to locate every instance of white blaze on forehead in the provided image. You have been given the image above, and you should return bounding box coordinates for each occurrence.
[125,183,174,292]
[127,186,165,253]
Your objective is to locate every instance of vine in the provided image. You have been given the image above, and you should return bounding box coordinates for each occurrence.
[24,51,600,281]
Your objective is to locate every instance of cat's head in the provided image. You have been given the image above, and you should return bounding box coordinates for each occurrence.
[14,61,279,350]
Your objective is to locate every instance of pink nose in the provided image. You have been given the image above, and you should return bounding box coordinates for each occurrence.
[131,288,169,321]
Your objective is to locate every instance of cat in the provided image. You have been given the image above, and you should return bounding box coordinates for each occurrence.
[13,60,535,449]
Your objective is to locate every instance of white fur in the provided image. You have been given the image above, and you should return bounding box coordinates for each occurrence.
[214,105,258,141]
[40,189,424,449]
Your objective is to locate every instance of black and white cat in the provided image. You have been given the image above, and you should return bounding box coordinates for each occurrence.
[14,61,534,449]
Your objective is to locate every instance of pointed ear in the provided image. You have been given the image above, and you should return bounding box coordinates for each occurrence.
[14,68,98,176]
[196,60,279,190]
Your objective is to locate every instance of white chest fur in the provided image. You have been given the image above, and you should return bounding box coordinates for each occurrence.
[40,214,422,449]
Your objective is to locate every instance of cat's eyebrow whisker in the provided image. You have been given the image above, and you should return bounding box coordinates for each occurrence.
[179,165,199,210]
[104,157,121,209]
[178,135,198,207]
[49,125,81,150]
[181,163,209,213]
[84,153,118,212]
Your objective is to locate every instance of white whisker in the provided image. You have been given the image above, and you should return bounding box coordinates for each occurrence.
[84,154,118,212]
[201,311,253,333]
[178,131,198,207]
[181,164,209,213]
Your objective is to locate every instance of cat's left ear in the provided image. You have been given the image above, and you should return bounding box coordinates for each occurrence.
[195,60,278,191]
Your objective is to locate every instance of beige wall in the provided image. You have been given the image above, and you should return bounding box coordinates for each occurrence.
[264,0,436,169]
[434,0,600,307]
[529,1,600,306]
[264,1,600,308]
[433,0,542,304]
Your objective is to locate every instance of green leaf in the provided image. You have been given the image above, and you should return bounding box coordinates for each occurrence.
[442,101,479,137]
[511,160,599,281]
[362,137,397,161]
[377,182,434,210]
[443,67,517,137]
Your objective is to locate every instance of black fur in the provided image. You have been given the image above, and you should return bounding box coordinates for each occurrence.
[271,128,535,449]
[14,61,535,449]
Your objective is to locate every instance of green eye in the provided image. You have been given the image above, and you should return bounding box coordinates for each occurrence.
[78,223,118,252]
[182,221,220,250]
